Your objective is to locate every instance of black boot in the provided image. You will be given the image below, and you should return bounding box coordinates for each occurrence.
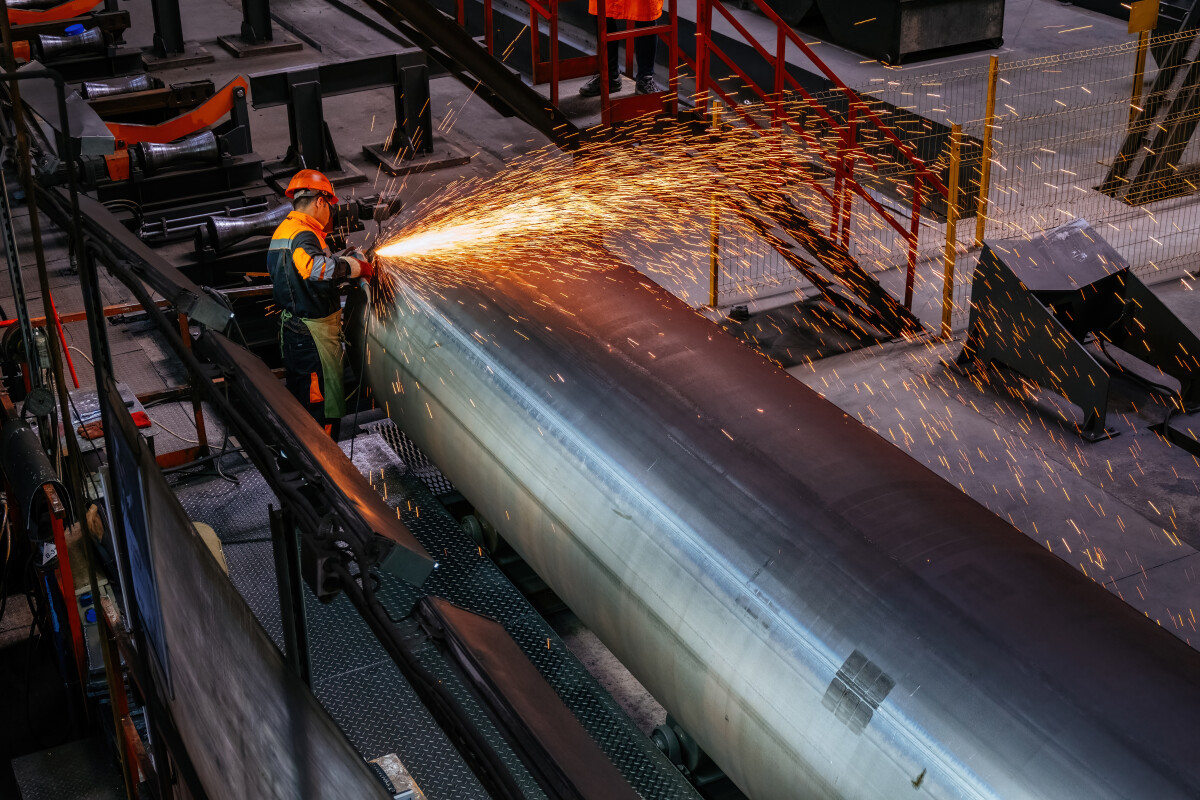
[580,74,622,97]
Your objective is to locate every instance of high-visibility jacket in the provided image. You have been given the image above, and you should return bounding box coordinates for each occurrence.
[267,211,348,320]
[589,0,662,21]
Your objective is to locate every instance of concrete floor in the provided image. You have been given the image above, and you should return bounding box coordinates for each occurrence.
[785,285,1200,648]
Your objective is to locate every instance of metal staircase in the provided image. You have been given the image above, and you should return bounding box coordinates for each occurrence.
[363,0,936,339]
[1101,0,1200,204]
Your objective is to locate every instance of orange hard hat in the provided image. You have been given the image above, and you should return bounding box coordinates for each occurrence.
[285,169,338,203]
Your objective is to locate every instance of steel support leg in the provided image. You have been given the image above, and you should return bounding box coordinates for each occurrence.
[240,0,273,44]
[149,0,184,57]
[269,505,311,685]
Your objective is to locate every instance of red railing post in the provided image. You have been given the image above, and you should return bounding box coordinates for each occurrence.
[696,0,710,119]
[905,174,922,309]
[485,0,494,54]
[668,0,679,113]
[774,26,785,128]
[550,0,560,105]
[626,19,635,78]
[598,0,612,123]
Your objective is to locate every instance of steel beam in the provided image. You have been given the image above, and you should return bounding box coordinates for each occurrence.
[360,0,580,149]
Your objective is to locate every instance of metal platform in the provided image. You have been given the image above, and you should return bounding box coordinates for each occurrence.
[12,737,124,800]
[173,425,698,800]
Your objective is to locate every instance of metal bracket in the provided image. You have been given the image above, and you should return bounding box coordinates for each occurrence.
[217,0,303,58]
[269,505,311,683]
[142,0,214,70]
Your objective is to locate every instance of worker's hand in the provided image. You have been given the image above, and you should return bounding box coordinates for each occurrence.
[339,254,374,281]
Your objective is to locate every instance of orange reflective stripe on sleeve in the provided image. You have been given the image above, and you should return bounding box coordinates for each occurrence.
[309,371,324,403]
[293,247,315,280]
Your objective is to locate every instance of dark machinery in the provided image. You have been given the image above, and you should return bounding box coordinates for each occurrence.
[779,0,1004,64]
[8,4,143,80]
[248,53,470,189]
[355,245,1200,800]
[956,220,1200,441]
[79,76,259,206]
[1100,9,1200,205]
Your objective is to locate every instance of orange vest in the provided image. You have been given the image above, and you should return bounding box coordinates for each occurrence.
[589,0,663,22]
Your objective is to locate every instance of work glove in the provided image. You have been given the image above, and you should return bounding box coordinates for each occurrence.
[339,250,374,280]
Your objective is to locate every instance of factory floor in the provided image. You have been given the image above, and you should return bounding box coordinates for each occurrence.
[4,0,1200,796]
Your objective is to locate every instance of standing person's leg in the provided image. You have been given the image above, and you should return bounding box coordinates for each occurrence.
[634,16,660,93]
[281,322,325,424]
[580,15,624,96]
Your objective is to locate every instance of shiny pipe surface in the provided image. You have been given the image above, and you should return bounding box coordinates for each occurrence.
[356,256,1200,800]
[135,130,220,175]
[36,27,106,61]
[81,74,159,99]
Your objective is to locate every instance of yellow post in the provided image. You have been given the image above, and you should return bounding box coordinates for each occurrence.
[941,123,962,339]
[709,191,720,308]
[1128,0,1159,125]
[709,105,722,308]
[974,55,999,247]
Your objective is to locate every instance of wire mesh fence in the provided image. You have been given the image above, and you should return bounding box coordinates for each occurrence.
[711,30,1200,329]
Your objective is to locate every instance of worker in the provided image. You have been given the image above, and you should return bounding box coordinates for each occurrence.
[268,169,373,439]
[579,0,662,97]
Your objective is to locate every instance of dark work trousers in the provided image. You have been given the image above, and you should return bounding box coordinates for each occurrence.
[601,16,659,81]
[281,321,340,439]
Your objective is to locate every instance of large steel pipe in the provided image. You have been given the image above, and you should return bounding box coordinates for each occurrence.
[355,256,1200,800]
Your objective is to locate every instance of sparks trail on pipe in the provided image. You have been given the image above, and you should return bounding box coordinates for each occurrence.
[363,105,1200,641]
[369,109,942,313]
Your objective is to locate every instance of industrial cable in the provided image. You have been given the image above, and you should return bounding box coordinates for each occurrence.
[67,344,93,367]
[150,416,200,445]
[210,379,242,484]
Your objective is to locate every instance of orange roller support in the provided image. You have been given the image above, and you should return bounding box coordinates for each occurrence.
[8,0,101,24]
[104,75,250,146]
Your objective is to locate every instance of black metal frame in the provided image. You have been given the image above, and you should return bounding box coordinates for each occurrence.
[0,59,208,799]
[269,505,310,684]
[249,52,429,176]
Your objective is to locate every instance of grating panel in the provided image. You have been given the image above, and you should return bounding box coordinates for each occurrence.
[222,539,285,652]
[362,418,456,496]
[313,658,492,800]
[364,421,699,799]
[174,456,494,800]
[12,737,125,800]
[172,425,698,799]
[306,591,498,800]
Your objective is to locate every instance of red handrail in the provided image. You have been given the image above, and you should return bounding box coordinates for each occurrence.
[694,0,947,307]
[700,0,949,198]
[452,0,934,309]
